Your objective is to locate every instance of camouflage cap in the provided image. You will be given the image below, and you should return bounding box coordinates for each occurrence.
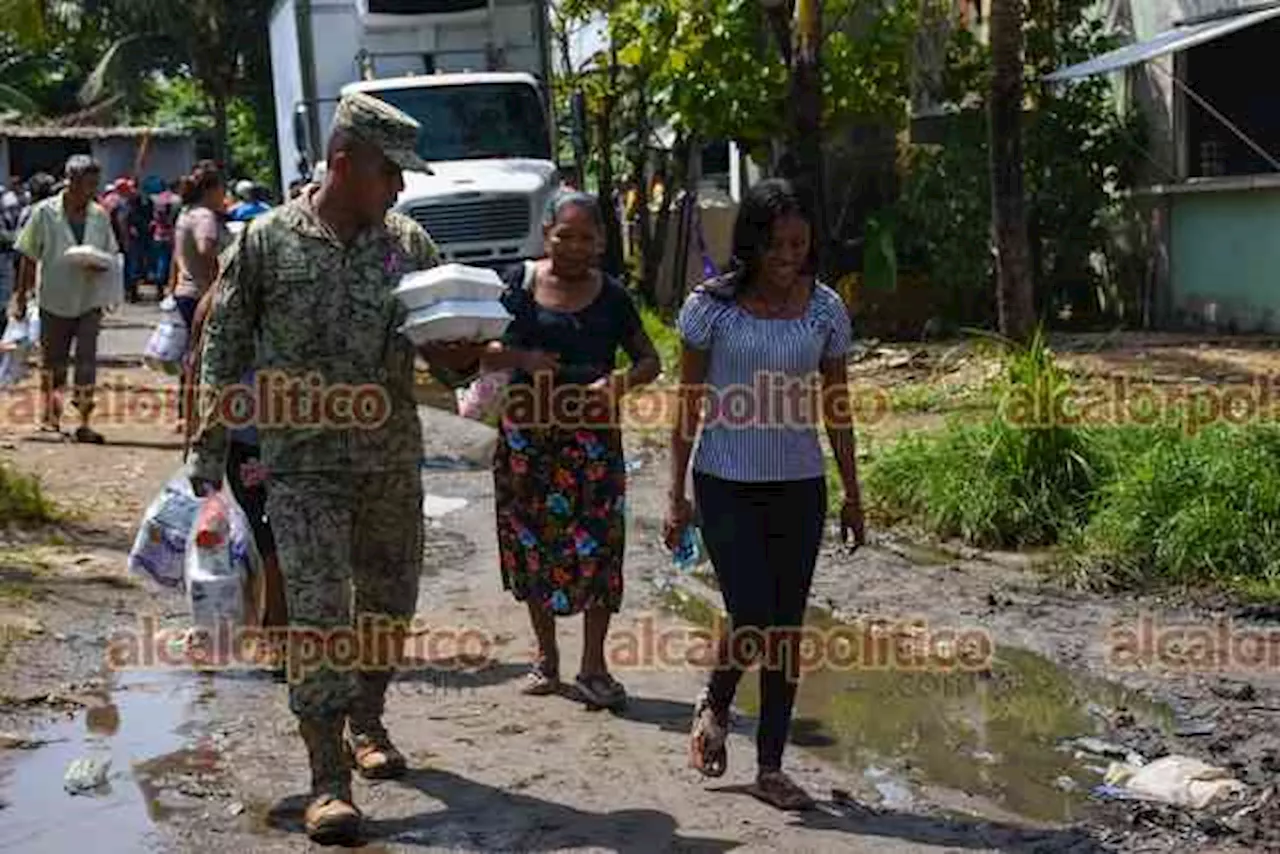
[331,91,433,174]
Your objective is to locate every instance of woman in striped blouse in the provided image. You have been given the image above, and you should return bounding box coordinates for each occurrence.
[663,178,865,810]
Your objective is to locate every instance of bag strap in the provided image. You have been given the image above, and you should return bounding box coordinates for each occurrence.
[520,259,536,293]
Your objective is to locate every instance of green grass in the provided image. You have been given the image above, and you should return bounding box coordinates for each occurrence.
[866,330,1099,548]
[861,329,1280,595]
[1081,424,1280,589]
[886,382,998,415]
[638,304,681,377]
[0,463,57,526]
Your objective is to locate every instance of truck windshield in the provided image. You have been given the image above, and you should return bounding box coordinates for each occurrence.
[370,83,551,163]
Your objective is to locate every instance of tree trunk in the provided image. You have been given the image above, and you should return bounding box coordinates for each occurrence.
[671,139,701,308]
[597,120,623,279]
[554,24,586,184]
[988,0,1035,340]
[597,39,625,280]
[629,89,654,303]
[646,141,680,309]
[785,0,826,274]
[211,89,229,171]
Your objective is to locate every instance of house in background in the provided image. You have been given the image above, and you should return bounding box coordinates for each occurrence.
[1049,1,1280,333]
[0,125,196,191]
[910,1,1280,333]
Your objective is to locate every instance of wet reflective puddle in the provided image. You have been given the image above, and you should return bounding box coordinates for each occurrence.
[660,583,1175,825]
[0,669,223,850]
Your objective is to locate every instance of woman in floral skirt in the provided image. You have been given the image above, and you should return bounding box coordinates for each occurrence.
[480,191,660,708]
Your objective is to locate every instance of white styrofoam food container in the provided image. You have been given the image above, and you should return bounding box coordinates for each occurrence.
[62,245,114,271]
[399,299,512,345]
[394,263,507,311]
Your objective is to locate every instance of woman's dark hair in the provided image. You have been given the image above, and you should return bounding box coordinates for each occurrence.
[704,177,812,301]
[184,160,223,206]
[27,172,56,202]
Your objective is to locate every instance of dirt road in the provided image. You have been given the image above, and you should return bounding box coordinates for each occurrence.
[0,304,1275,853]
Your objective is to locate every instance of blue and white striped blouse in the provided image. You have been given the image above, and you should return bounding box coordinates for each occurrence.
[677,280,853,483]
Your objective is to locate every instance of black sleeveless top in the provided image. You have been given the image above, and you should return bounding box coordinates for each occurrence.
[498,262,643,388]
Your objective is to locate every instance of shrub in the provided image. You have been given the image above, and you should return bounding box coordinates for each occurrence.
[0,463,56,526]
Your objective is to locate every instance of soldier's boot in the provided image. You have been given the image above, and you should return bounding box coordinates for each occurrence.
[298,715,362,845]
[347,671,407,779]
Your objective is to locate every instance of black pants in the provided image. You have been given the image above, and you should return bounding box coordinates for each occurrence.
[693,471,827,772]
[227,439,274,560]
[175,296,198,420]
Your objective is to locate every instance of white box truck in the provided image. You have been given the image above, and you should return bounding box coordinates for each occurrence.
[268,0,560,267]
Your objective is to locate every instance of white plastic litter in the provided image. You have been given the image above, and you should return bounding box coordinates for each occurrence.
[127,470,202,589]
[64,757,111,794]
[394,263,506,311]
[1104,754,1248,810]
[399,299,512,345]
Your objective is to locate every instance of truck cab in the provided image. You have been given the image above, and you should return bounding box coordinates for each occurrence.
[343,72,558,268]
[269,0,558,267]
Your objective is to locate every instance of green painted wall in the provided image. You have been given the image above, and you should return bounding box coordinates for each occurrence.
[1170,187,1280,332]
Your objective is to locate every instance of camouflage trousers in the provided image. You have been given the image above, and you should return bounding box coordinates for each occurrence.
[264,469,424,723]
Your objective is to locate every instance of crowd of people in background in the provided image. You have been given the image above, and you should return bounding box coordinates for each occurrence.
[0,163,277,313]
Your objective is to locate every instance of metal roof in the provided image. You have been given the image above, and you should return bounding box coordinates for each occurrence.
[1045,3,1280,81]
[0,125,192,140]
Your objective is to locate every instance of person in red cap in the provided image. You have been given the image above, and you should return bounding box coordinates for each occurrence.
[102,179,133,275]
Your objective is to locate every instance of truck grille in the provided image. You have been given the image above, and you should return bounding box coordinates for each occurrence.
[407,196,530,245]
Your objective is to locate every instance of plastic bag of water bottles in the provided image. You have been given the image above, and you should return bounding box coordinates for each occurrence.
[127,469,202,590]
[0,306,36,387]
[182,489,260,665]
[143,303,189,377]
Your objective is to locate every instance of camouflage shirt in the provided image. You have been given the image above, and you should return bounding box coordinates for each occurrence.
[189,188,439,482]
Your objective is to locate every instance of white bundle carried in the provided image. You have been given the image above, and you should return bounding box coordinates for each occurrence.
[395,263,512,345]
[62,244,115,272]
[143,296,189,376]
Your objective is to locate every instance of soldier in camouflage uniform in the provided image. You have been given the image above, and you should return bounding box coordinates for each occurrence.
[188,92,484,844]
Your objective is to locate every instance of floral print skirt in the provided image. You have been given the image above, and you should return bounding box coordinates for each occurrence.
[494,415,626,616]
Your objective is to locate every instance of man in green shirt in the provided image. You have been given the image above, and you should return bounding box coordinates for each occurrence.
[13,155,120,442]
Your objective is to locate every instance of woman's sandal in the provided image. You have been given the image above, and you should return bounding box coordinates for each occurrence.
[574,672,627,710]
[688,689,728,778]
[751,770,816,811]
[521,663,561,696]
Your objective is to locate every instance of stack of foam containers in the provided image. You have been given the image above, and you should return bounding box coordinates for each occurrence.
[394,263,513,345]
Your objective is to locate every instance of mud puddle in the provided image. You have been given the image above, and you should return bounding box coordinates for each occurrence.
[0,668,224,851]
[659,579,1176,826]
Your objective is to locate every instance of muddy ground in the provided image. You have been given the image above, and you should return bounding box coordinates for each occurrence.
[1,307,1279,852]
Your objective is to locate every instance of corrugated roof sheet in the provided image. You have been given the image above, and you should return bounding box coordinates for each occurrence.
[0,125,192,140]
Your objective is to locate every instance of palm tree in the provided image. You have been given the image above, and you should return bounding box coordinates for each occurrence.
[4,0,271,163]
[987,0,1034,339]
[81,0,274,166]
[0,0,82,117]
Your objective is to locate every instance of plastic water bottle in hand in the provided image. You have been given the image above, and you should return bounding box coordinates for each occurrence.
[671,524,705,572]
